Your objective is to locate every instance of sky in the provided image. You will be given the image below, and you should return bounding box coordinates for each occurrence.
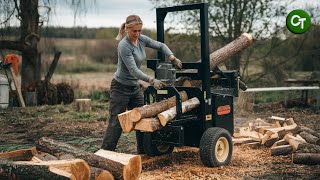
[48,0,157,29]
[42,0,319,31]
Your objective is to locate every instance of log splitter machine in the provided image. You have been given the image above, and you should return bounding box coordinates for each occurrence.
[143,3,242,167]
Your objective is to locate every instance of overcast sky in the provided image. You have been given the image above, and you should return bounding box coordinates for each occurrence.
[49,0,157,29]
[42,0,319,30]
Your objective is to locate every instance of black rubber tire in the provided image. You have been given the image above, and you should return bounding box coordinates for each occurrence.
[143,133,174,157]
[199,127,233,167]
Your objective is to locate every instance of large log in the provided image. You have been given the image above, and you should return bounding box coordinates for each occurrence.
[270,145,293,156]
[134,118,162,132]
[295,143,320,153]
[118,110,134,133]
[299,131,320,145]
[292,153,320,165]
[158,97,200,126]
[36,137,141,180]
[0,158,90,180]
[129,91,188,122]
[209,33,253,70]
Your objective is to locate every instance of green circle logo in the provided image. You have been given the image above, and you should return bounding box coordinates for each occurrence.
[286,9,311,34]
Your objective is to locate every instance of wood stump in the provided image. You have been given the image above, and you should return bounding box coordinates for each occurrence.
[73,99,92,112]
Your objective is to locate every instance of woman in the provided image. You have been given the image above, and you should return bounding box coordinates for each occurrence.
[101,15,182,153]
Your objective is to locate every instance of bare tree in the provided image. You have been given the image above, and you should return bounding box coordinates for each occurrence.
[0,0,93,89]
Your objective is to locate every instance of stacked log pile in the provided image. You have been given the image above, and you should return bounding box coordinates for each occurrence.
[118,91,200,133]
[0,137,142,180]
[233,116,320,165]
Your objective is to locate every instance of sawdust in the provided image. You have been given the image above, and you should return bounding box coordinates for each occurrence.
[0,102,319,179]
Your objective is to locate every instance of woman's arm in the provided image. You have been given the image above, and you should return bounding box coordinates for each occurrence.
[118,44,152,83]
[141,35,173,56]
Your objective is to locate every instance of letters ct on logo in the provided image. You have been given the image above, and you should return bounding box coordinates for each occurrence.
[286,9,311,34]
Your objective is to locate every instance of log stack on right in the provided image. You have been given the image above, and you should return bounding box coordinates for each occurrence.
[233,116,320,165]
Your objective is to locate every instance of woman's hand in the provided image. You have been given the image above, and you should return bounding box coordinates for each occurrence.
[169,55,182,70]
[150,78,165,90]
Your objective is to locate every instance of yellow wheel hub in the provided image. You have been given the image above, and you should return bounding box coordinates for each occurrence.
[215,137,229,162]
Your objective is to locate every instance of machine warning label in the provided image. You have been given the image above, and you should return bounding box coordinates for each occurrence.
[217,105,231,115]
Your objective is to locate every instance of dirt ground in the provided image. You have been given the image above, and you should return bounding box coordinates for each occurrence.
[1,99,319,179]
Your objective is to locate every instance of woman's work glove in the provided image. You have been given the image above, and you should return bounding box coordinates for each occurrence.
[169,55,182,70]
[150,78,165,90]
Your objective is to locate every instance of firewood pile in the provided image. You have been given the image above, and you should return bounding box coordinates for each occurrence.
[0,137,142,180]
[233,116,320,165]
[118,91,200,133]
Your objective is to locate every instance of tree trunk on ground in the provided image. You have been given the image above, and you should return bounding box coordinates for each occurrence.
[20,0,41,89]
[129,91,188,122]
[295,143,320,153]
[0,158,90,180]
[134,118,162,132]
[36,137,141,180]
[270,145,293,156]
[299,126,320,138]
[299,131,320,145]
[158,97,200,126]
[292,153,320,165]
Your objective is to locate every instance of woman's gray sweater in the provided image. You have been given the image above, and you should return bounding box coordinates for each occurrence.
[114,34,173,86]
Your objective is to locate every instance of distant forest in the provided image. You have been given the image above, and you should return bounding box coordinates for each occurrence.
[0,26,155,39]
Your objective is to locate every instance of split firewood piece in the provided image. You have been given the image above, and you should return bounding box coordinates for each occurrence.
[272,139,289,147]
[271,145,293,156]
[283,134,307,151]
[261,122,297,134]
[233,128,262,142]
[91,167,114,180]
[36,137,141,180]
[232,137,260,145]
[0,147,37,161]
[241,142,261,149]
[264,133,280,147]
[268,116,286,127]
[0,158,90,180]
[260,131,274,145]
[73,99,92,112]
[134,118,162,132]
[292,153,320,165]
[299,131,320,145]
[94,149,141,180]
[130,91,188,122]
[118,110,134,133]
[158,97,200,126]
[209,33,253,70]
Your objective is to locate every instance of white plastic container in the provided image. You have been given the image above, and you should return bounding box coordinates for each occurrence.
[0,74,9,108]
